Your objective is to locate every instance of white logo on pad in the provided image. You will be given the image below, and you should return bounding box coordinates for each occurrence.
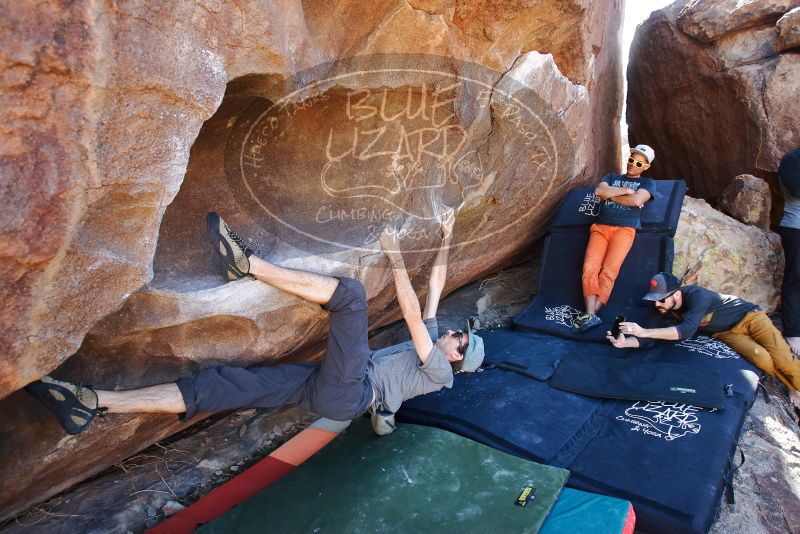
[676,336,739,359]
[616,401,702,441]
[578,193,601,217]
[544,305,583,328]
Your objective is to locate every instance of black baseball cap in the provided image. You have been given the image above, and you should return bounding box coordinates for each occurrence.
[642,272,681,301]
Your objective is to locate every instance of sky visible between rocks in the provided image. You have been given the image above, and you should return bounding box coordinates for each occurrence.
[621,0,675,161]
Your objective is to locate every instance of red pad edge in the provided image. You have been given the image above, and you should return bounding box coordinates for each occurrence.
[622,503,636,534]
[146,455,295,534]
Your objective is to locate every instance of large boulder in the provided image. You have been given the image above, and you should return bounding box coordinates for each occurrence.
[676,0,799,42]
[674,196,783,311]
[627,0,800,213]
[0,0,624,520]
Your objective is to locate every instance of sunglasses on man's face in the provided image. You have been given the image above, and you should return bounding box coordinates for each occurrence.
[453,330,468,356]
[657,292,675,304]
[628,157,648,168]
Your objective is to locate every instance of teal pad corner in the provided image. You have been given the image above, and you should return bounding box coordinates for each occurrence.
[540,488,633,534]
[199,419,570,534]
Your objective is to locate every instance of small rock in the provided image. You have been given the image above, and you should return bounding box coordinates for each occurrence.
[776,7,800,52]
[239,424,247,437]
[146,505,157,517]
[718,174,771,230]
[214,470,223,476]
[230,465,239,472]
[272,425,284,437]
[162,500,185,517]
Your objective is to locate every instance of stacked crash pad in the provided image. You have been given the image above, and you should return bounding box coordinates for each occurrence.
[196,419,570,533]
[398,329,759,534]
[156,417,635,534]
[514,180,687,342]
[399,180,762,533]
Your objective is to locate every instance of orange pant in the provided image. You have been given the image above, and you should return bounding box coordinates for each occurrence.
[582,223,636,305]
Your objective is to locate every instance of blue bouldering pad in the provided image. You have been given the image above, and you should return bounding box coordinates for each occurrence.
[550,180,687,236]
[550,353,726,410]
[397,328,760,534]
[513,233,673,342]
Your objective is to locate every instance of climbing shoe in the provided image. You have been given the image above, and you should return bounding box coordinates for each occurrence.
[573,313,602,333]
[26,376,99,435]
[206,212,254,281]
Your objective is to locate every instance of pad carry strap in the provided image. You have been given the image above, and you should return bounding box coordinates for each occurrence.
[724,449,746,504]
[482,359,562,382]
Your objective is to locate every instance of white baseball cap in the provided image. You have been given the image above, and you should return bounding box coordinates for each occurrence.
[630,144,655,164]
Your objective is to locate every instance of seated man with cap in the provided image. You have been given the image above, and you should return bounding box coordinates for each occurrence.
[573,144,657,332]
[26,211,485,436]
[608,272,800,409]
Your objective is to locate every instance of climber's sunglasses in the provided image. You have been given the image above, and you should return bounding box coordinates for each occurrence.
[628,157,648,168]
[453,330,468,355]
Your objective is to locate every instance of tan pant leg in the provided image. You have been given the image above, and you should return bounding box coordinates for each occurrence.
[715,311,800,391]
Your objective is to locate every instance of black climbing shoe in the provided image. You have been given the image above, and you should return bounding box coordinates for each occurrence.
[206,212,255,281]
[26,376,99,435]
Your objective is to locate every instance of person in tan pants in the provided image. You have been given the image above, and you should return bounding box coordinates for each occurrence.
[714,312,799,397]
[608,272,800,409]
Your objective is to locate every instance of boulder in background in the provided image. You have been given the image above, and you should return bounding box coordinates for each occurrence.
[674,196,783,311]
[719,174,772,229]
[627,0,800,218]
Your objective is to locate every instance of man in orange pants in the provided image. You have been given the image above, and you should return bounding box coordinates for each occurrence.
[573,145,657,332]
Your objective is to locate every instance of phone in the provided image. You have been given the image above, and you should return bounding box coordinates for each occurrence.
[611,315,625,338]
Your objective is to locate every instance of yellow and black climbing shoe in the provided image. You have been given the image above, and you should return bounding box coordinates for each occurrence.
[206,211,255,281]
[26,376,98,435]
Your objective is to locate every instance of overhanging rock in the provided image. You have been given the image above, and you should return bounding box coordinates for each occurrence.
[0,0,624,520]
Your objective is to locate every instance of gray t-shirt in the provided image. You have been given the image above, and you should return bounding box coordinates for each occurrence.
[366,317,454,414]
[781,187,800,229]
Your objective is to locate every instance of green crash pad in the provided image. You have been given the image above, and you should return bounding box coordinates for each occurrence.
[199,420,570,533]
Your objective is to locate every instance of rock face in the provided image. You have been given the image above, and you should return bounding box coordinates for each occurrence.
[627,0,800,212]
[777,7,800,50]
[0,0,625,520]
[674,196,783,311]
[677,0,798,42]
[719,174,772,229]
